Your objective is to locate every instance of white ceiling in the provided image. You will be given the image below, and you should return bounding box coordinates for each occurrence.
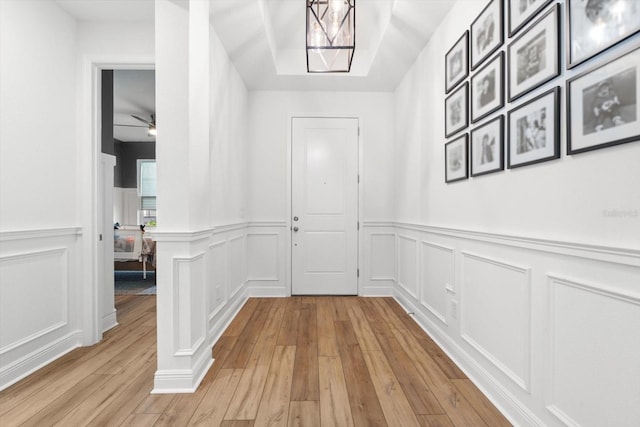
[57,0,453,138]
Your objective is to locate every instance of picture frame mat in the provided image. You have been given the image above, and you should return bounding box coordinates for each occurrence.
[566,0,640,68]
[472,52,504,123]
[508,87,560,168]
[471,0,504,70]
[471,115,504,176]
[508,4,560,101]
[568,47,640,153]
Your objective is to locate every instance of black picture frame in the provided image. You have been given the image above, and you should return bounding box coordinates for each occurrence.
[507,86,560,168]
[508,0,553,37]
[445,82,469,137]
[471,115,505,176]
[446,31,469,94]
[471,52,504,123]
[567,46,640,154]
[471,0,504,70]
[507,4,560,102]
[566,0,640,69]
[445,134,469,183]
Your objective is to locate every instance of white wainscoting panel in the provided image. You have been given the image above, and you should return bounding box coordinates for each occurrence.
[0,228,82,391]
[460,251,531,391]
[397,235,418,299]
[208,240,227,314]
[228,235,245,300]
[546,274,640,426]
[173,253,206,356]
[369,233,396,281]
[420,241,454,325]
[246,233,279,281]
[0,248,68,350]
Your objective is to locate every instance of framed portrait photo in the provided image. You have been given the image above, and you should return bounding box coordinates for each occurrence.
[508,4,560,101]
[507,86,560,168]
[446,31,469,94]
[471,115,504,176]
[471,0,504,70]
[567,0,640,69]
[471,52,504,123]
[445,82,469,137]
[567,47,640,154]
[508,0,553,37]
[445,134,469,183]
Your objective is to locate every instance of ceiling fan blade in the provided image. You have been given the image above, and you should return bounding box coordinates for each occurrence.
[114,124,147,128]
[131,114,152,126]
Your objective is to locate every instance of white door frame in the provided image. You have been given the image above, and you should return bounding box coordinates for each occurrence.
[80,55,154,345]
[286,113,363,296]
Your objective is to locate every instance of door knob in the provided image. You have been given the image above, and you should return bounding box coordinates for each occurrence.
[293,226,299,232]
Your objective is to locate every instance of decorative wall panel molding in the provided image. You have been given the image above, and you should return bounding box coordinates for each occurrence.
[397,235,418,299]
[369,232,396,281]
[172,252,206,356]
[460,251,531,391]
[393,222,640,267]
[420,241,454,324]
[546,274,640,426]
[228,235,245,299]
[246,233,280,281]
[208,240,227,315]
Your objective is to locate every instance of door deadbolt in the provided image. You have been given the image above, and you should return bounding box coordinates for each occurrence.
[293,226,299,232]
[293,216,299,221]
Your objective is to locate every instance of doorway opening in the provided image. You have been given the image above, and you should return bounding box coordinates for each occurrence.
[99,69,156,335]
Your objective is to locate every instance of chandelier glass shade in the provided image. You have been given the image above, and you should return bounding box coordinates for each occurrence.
[306,0,355,73]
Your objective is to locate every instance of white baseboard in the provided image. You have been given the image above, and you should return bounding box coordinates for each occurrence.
[102,309,118,333]
[246,286,288,297]
[361,286,394,297]
[0,330,83,392]
[151,353,214,394]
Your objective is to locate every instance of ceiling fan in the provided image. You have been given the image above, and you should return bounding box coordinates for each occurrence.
[114,114,156,136]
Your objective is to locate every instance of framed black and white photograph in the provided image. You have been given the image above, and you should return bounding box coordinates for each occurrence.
[445,134,469,183]
[567,47,640,154]
[471,0,504,70]
[567,0,640,69]
[471,52,504,123]
[471,115,504,176]
[508,4,560,101]
[508,86,560,168]
[446,31,469,93]
[445,82,469,137]
[508,0,553,37]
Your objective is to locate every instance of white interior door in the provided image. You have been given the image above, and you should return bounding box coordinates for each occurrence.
[291,117,359,295]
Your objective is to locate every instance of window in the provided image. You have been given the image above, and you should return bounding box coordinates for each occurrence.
[137,159,156,210]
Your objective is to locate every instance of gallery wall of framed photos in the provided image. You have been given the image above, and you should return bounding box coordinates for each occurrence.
[443,0,640,183]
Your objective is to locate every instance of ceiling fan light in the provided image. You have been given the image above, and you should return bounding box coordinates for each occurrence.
[147,126,157,136]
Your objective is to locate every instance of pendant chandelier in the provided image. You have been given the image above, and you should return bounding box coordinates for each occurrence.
[306,0,355,73]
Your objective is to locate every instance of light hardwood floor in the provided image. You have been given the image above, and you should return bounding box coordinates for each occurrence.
[0,296,512,426]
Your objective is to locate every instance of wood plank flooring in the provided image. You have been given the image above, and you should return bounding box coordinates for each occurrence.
[0,296,512,426]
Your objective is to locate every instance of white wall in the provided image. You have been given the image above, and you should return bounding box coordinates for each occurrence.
[389,1,640,425]
[0,0,83,390]
[246,91,395,295]
[248,91,395,221]
[209,27,249,226]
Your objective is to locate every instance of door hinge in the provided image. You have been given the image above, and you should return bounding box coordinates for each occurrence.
[357,174,360,184]
[357,268,360,278]
[357,221,360,230]
[358,127,360,136]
